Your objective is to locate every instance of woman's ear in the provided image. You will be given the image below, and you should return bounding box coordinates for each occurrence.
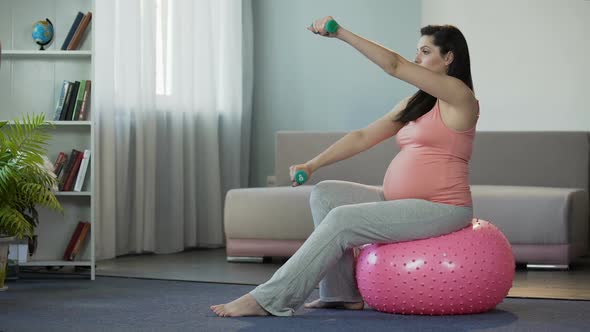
[444,51,454,66]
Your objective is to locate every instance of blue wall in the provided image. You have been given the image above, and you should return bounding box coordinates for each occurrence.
[250,0,421,186]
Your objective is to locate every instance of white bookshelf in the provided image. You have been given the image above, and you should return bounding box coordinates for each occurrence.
[0,0,96,280]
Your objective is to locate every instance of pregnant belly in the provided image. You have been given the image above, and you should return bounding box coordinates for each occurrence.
[382,147,472,201]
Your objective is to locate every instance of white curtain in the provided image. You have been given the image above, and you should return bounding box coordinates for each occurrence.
[94,0,253,259]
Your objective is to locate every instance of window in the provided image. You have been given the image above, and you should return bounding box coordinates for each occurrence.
[155,0,172,96]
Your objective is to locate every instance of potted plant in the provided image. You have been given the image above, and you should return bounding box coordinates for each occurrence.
[0,114,63,290]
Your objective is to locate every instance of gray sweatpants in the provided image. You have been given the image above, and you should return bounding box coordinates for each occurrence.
[250,180,473,316]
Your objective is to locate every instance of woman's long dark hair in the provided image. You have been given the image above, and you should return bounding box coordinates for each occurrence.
[395,25,473,124]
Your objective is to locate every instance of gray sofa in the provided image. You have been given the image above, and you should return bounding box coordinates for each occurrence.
[224,131,589,268]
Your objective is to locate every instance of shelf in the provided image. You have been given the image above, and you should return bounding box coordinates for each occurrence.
[54,191,92,197]
[48,121,92,126]
[2,120,91,126]
[19,260,92,267]
[2,50,91,57]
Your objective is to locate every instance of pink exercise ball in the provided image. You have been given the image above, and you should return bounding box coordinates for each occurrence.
[355,219,515,315]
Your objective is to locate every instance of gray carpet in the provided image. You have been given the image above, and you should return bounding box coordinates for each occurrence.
[1,275,589,332]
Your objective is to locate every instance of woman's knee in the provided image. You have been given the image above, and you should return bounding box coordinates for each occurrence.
[311,180,340,196]
[323,206,356,232]
[316,206,359,248]
[309,180,339,207]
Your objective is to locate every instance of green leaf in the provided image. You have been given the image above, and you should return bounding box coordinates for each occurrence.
[0,207,34,238]
[0,113,62,237]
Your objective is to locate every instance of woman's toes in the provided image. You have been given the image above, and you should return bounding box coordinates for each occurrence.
[211,304,225,316]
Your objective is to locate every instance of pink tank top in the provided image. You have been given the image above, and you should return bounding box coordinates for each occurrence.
[382,99,478,207]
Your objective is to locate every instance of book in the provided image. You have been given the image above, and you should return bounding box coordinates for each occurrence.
[61,12,84,50]
[63,222,84,260]
[69,222,90,261]
[74,150,91,192]
[53,152,67,177]
[72,80,86,120]
[58,149,79,191]
[67,12,92,50]
[64,81,80,121]
[78,80,91,120]
[53,81,69,120]
[59,82,74,120]
[63,150,84,191]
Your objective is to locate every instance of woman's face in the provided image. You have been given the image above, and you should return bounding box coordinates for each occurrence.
[414,35,451,74]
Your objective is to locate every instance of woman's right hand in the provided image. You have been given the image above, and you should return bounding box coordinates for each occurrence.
[289,163,313,187]
[307,16,340,38]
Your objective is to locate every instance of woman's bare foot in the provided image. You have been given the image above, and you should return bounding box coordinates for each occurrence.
[304,299,364,310]
[210,293,270,317]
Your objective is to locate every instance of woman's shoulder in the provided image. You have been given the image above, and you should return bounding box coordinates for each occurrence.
[438,98,479,132]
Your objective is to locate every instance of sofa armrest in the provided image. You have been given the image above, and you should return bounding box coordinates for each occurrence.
[471,185,589,253]
[224,186,315,240]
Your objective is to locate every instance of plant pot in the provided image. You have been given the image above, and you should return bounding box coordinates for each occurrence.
[0,236,16,291]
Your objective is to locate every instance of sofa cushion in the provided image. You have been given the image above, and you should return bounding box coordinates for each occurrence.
[224,186,315,240]
[471,185,588,252]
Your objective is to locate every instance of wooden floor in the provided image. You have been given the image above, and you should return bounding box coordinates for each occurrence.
[90,248,590,301]
[511,259,590,300]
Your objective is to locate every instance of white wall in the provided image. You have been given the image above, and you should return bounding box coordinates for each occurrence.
[250,0,421,186]
[422,0,590,131]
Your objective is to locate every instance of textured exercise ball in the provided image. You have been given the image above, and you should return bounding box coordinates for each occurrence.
[355,219,515,315]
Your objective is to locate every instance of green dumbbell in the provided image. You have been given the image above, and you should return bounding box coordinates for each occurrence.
[294,169,308,185]
[310,19,339,34]
[325,19,339,34]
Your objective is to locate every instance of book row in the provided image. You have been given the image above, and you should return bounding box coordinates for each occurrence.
[54,149,91,192]
[53,80,91,121]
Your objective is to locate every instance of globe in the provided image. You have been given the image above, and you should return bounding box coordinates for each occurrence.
[32,18,54,50]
